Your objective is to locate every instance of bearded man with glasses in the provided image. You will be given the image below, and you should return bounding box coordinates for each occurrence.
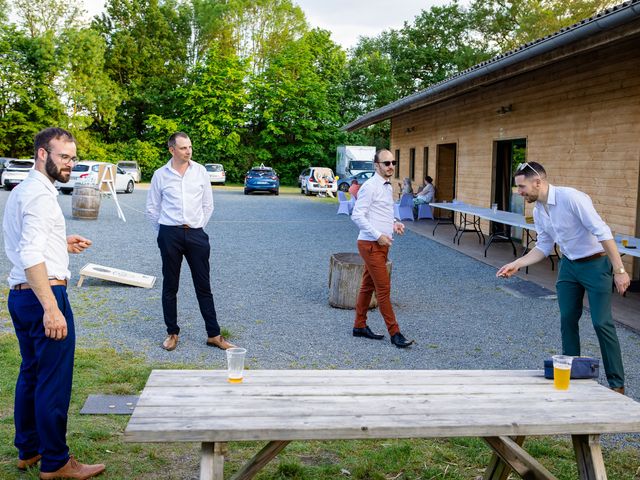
[351,149,414,348]
[497,161,629,394]
[3,127,105,477]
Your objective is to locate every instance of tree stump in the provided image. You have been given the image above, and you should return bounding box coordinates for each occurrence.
[328,252,392,309]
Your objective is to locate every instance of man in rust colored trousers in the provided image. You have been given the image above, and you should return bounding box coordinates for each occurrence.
[351,149,414,348]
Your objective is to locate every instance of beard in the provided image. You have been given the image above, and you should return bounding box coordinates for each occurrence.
[45,154,71,183]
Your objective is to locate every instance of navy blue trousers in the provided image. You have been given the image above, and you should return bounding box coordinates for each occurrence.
[157,225,220,337]
[8,286,74,473]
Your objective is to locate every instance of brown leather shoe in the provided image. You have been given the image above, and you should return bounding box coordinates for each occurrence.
[17,454,41,470]
[612,386,625,395]
[39,455,105,479]
[162,334,178,351]
[206,335,236,350]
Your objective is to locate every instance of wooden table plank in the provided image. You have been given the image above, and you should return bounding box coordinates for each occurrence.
[125,370,640,443]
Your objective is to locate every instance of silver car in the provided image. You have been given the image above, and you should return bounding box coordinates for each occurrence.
[55,161,135,194]
[205,163,226,185]
[117,161,142,182]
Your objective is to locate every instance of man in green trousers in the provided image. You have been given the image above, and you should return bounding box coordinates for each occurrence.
[497,162,629,394]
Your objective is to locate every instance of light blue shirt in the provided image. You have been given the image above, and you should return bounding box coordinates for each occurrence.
[351,173,394,241]
[533,184,612,260]
[146,160,213,231]
[3,169,70,287]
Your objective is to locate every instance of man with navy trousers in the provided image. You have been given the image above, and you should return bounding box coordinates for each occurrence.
[3,127,105,478]
[146,132,236,352]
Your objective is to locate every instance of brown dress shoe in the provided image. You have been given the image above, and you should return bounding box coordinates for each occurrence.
[206,335,236,350]
[39,455,105,479]
[612,386,625,395]
[17,454,41,470]
[162,334,178,351]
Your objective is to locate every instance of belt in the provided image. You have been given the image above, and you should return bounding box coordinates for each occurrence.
[12,279,68,290]
[573,252,606,263]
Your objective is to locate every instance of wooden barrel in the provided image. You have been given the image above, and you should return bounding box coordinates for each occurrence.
[72,185,101,220]
[328,252,392,309]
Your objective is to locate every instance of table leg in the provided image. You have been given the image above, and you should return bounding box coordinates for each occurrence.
[230,440,290,480]
[201,442,226,480]
[77,275,85,287]
[572,434,608,480]
[483,436,525,480]
[483,436,557,480]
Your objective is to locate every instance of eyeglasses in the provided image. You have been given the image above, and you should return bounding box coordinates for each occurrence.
[45,149,78,166]
[376,161,397,167]
[515,162,541,179]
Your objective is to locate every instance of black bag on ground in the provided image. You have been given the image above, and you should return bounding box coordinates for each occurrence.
[543,357,599,379]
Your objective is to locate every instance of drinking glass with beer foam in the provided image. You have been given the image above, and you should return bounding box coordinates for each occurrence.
[226,348,247,383]
[552,355,573,390]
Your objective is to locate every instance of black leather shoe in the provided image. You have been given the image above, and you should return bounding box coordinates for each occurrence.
[353,326,384,340]
[390,332,414,348]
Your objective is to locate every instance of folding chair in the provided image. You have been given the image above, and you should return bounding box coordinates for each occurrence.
[417,203,434,220]
[395,193,414,221]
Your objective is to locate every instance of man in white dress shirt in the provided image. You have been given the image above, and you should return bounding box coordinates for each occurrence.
[497,162,629,394]
[146,132,235,351]
[3,127,105,478]
[351,149,414,348]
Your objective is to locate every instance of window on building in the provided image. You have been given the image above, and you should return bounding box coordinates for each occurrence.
[394,149,400,179]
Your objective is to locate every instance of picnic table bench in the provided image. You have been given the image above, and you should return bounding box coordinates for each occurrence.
[124,369,640,480]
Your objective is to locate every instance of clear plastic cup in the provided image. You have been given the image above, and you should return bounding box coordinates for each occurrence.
[226,348,247,383]
[552,355,573,390]
[491,203,498,213]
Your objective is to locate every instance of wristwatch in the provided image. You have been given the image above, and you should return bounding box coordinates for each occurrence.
[614,266,626,275]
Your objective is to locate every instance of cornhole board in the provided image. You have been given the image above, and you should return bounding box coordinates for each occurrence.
[77,263,156,288]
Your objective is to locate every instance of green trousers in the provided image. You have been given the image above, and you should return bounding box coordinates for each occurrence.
[556,255,624,388]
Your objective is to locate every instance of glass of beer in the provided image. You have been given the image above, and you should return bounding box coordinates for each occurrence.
[226,348,247,383]
[621,237,629,247]
[552,355,573,390]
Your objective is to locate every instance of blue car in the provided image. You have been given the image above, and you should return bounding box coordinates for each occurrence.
[337,171,375,192]
[244,165,280,195]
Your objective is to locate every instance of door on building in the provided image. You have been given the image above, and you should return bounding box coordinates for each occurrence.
[493,138,527,237]
[436,144,457,202]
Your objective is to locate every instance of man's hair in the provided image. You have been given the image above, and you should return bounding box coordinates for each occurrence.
[351,179,358,185]
[515,161,546,180]
[374,149,391,163]
[426,176,433,183]
[34,127,75,159]
[168,132,190,148]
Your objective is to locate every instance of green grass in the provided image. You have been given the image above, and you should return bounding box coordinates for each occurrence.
[1,334,639,479]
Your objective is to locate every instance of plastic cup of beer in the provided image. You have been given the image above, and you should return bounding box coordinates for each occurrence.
[552,355,573,390]
[621,237,629,247]
[226,348,247,383]
[491,203,498,213]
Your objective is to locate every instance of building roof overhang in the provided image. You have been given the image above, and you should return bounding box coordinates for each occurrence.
[343,0,640,132]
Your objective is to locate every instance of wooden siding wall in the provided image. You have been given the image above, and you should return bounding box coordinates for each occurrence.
[390,37,640,270]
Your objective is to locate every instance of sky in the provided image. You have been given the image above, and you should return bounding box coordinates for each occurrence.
[77,0,460,50]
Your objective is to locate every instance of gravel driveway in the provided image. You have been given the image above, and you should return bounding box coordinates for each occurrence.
[1,187,639,446]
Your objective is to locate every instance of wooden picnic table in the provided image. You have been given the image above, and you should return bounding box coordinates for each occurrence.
[124,369,640,480]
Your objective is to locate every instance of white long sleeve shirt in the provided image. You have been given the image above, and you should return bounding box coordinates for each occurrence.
[3,170,70,287]
[146,160,214,231]
[351,173,394,241]
[533,184,612,260]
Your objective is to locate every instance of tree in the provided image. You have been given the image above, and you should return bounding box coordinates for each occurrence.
[249,29,346,184]
[470,0,618,51]
[11,0,85,38]
[179,47,249,180]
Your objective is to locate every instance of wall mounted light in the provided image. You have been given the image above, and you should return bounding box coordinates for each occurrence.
[405,126,415,133]
[496,104,513,115]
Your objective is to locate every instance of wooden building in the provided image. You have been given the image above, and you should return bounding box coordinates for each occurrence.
[344,1,640,276]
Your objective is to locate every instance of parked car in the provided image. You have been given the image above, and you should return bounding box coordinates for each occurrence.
[205,163,226,185]
[2,158,35,190]
[337,170,375,192]
[299,167,338,196]
[55,161,135,194]
[117,161,142,182]
[244,164,279,195]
